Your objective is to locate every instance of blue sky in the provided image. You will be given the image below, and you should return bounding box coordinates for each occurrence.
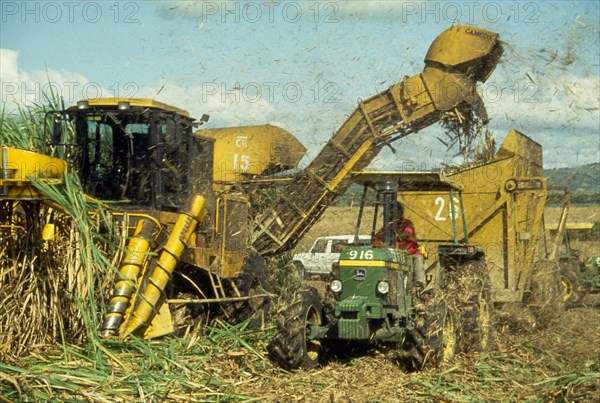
[1,1,599,168]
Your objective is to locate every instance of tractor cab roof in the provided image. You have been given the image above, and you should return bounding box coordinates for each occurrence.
[351,171,462,192]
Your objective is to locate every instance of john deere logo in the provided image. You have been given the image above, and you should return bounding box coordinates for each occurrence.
[353,269,366,281]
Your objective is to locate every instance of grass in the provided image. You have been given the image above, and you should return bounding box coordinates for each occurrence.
[0,320,275,402]
[0,83,64,151]
[0,171,116,359]
[1,315,597,402]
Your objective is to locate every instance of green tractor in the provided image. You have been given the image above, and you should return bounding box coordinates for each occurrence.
[268,172,492,370]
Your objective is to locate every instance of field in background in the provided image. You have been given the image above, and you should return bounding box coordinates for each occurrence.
[295,205,600,257]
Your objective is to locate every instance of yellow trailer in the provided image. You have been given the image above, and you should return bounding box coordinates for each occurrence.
[397,130,565,321]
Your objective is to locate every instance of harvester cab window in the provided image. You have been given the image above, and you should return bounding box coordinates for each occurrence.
[123,123,152,205]
[75,117,120,199]
[66,109,192,209]
[73,114,153,203]
[51,103,196,210]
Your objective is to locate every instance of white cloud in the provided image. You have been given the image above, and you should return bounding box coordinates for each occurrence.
[476,71,600,168]
[484,73,600,131]
[137,81,276,127]
[0,49,19,84]
[0,48,102,113]
[0,49,277,128]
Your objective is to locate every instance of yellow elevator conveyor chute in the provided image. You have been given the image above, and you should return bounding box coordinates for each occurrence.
[100,194,206,339]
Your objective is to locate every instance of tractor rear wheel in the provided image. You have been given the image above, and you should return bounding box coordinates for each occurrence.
[458,285,493,352]
[560,259,585,308]
[425,303,457,366]
[267,286,323,370]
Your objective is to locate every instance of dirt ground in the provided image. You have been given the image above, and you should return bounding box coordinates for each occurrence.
[224,295,600,402]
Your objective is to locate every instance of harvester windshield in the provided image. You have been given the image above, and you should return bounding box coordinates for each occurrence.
[47,98,198,210]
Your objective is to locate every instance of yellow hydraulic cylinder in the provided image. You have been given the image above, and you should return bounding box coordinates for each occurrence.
[123,194,206,337]
[40,223,56,253]
[101,219,156,337]
[41,223,56,241]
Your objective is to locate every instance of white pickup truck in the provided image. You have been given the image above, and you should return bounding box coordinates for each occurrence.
[293,235,371,279]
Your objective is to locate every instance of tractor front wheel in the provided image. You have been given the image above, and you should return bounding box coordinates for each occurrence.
[268,286,324,370]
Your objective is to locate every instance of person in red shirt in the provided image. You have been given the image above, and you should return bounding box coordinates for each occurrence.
[373,203,425,287]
